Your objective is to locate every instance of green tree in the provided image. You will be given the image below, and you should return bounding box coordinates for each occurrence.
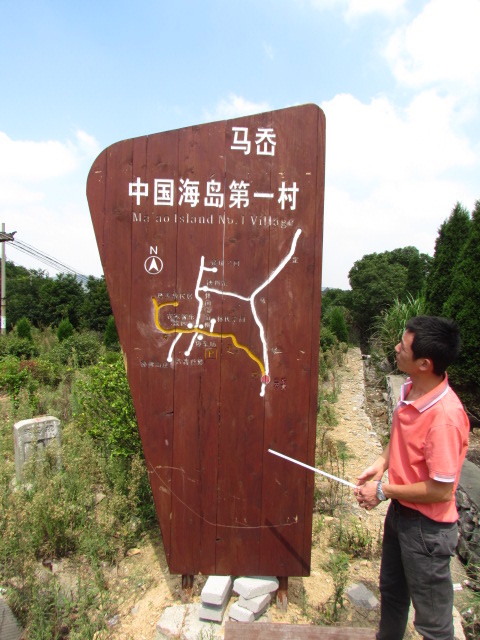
[349,253,405,340]
[57,318,74,342]
[38,273,86,328]
[405,253,426,298]
[104,315,120,350]
[348,247,430,343]
[321,288,353,313]
[425,203,471,316]
[15,317,33,341]
[81,276,112,332]
[4,262,46,330]
[443,200,480,387]
[328,307,349,344]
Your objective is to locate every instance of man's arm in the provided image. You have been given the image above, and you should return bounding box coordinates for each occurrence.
[355,476,454,510]
[382,478,454,503]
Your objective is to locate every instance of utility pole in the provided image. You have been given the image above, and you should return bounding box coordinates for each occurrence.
[0,225,16,335]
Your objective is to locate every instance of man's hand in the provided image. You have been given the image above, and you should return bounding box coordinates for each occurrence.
[357,464,382,486]
[354,480,380,510]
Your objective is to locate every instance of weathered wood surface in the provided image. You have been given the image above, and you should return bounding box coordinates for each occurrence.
[87,104,325,577]
[224,621,376,639]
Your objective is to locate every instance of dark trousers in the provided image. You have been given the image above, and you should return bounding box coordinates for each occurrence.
[376,500,458,640]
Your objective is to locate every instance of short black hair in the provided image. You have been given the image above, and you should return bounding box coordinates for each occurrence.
[405,316,461,376]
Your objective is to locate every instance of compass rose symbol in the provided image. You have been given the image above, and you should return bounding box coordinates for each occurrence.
[144,255,164,275]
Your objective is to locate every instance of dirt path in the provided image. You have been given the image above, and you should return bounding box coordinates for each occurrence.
[330,348,390,526]
[104,348,467,639]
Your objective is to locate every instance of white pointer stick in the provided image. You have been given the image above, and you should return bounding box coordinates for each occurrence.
[268,449,356,489]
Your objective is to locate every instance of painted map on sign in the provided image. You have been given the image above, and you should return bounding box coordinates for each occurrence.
[87,104,325,578]
[152,227,302,398]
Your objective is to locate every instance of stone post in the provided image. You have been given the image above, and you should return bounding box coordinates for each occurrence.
[13,416,62,482]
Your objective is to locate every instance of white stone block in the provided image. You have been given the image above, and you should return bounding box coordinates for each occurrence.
[198,601,227,623]
[233,576,279,599]
[238,592,271,613]
[253,602,270,620]
[201,575,232,605]
[228,602,254,622]
[14,416,61,482]
[156,604,222,640]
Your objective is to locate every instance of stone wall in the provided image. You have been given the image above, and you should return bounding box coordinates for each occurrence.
[385,374,405,424]
[456,459,480,579]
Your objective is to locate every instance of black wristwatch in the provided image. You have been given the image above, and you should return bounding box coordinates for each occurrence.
[376,480,387,501]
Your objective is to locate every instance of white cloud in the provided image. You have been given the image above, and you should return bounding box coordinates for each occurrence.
[308,0,406,18]
[0,130,100,206]
[322,176,476,288]
[75,129,101,157]
[0,129,102,277]
[320,91,478,288]
[385,0,480,91]
[0,132,77,182]
[322,92,475,187]
[4,201,102,277]
[0,181,45,207]
[0,130,100,184]
[345,0,406,19]
[205,94,270,121]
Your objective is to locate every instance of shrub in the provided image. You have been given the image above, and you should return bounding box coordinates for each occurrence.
[48,332,102,368]
[73,353,140,459]
[104,315,120,350]
[329,307,349,344]
[57,318,74,342]
[320,326,338,353]
[16,317,33,341]
[320,551,350,622]
[0,356,31,408]
[6,336,39,360]
[330,516,375,558]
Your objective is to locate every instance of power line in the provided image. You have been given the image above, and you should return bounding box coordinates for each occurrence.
[7,236,89,285]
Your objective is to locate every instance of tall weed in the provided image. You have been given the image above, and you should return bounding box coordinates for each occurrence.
[372,294,426,369]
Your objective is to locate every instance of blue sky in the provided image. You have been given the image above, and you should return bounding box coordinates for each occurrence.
[1,0,479,288]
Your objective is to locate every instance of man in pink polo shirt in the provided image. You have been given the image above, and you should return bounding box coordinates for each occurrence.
[355,316,469,640]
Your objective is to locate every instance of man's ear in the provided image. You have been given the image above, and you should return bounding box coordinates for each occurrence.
[419,357,434,372]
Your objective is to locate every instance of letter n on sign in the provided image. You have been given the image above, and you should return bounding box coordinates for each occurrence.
[87,104,325,577]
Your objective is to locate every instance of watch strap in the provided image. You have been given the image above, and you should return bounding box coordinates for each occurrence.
[376,480,387,501]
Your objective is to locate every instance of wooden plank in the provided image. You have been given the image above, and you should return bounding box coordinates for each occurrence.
[224,622,376,639]
[259,105,323,576]
[169,121,225,575]
[214,111,270,574]
[128,130,179,565]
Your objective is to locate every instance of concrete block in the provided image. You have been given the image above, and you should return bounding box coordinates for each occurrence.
[229,602,255,622]
[201,575,232,605]
[0,596,23,640]
[198,601,227,623]
[14,416,61,482]
[233,576,279,599]
[156,604,222,639]
[346,583,379,610]
[253,602,270,620]
[238,592,271,613]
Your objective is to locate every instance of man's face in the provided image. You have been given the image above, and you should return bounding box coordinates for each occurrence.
[395,330,417,375]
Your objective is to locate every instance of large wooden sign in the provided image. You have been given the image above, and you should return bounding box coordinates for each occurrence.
[87,104,325,577]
